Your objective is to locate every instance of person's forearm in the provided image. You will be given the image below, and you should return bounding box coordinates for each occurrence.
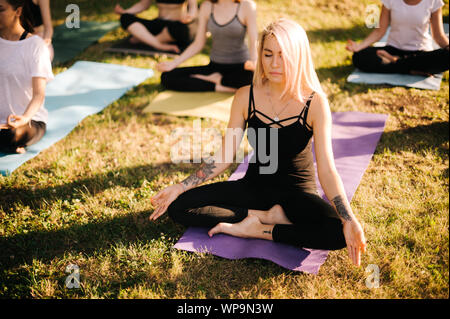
[22,94,45,121]
[319,169,357,223]
[187,0,198,18]
[172,39,204,66]
[125,1,150,14]
[357,28,386,51]
[248,34,257,63]
[180,128,243,191]
[180,157,229,191]
[436,35,449,48]
[43,25,53,41]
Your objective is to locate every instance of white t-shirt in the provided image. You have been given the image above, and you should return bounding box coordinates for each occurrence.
[382,0,444,51]
[0,35,54,125]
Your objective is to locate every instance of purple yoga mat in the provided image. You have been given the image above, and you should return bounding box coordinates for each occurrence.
[174,111,388,274]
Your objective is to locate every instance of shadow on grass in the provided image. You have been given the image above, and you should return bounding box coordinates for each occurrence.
[0,163,181,211]
[0,159,301,298]
[376,121,449,160]
[307,24,371,44]
[0,194,288,298]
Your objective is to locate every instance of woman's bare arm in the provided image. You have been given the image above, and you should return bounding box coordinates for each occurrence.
[185,0,198,21]
[180,86,249,191]
[308,94,366,266]
[7,77,46,128]
[346,5,390,52]
[170,1,209,66]
[430,7,449,48]
[37,0,53,42]
[241,0,258,65]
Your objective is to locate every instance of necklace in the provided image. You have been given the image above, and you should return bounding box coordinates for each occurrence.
[266,86,292,122]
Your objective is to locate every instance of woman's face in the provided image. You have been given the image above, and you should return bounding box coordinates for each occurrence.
[261,35,285,84]
[0,0,20,30]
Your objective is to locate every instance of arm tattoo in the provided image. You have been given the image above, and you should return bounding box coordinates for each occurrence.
[181,158,217,189]
[332,195,353,222]
[263,230,272,235]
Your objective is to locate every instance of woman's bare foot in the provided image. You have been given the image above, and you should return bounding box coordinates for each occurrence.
[15,147,26,154]
[191,72,236,93]
[410,70,434,77]
[248,204,292,225]
[208,215,273,240]
[158,43,180,53]
[376,49,399,64]
[191,72,222,84]
[267,204,292,225]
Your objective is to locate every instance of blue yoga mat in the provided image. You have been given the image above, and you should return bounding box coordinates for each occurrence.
[347,24,449,90]
[0,61,154,176]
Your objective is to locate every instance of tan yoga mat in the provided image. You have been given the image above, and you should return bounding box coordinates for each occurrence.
[143,90,234,122]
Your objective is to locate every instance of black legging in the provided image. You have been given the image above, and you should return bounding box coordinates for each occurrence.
[160,61,254,91]
[0,120,46,153]
[167,178,346,250]
[120,13,192,51]
[352,45,450,75]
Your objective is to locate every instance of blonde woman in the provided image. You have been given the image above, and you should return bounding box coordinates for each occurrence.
[150,19,366,266]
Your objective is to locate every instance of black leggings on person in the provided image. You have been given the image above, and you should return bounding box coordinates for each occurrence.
[160,61,254,91]
[0,120,46,153]
[167,178,347,250]
[352,45,450,75]
[120,14,192,51]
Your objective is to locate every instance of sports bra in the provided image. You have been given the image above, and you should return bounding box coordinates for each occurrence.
[156,0,186,4]
[243,84,318,193]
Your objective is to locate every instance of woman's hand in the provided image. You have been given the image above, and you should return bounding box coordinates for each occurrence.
[181,13,194,24]
[345,39,361,53]
[342,220,366,266]
[244,60,256,71]
[0,123,10,130]
[7,114,31,129]
[156,61,177,73]
[114,4,126,15]
[149,184,185,221]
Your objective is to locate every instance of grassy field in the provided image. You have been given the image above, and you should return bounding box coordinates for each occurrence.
[0,0,448,299]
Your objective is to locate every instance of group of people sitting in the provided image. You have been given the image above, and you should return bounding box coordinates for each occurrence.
[0,0,449,267]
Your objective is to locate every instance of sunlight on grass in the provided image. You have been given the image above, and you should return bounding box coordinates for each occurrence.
[0,0,448,299]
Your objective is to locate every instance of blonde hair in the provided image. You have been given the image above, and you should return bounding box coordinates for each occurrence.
[253,18,325,104]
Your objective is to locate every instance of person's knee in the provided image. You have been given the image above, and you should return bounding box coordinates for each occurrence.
[352,49,379,72]
[9,126,29,147]
[327,220,347,250]
[166,198,188,226]
[160,71,169,87]
[120,13,135,30]
[160,71,177,90]
[352,51,365,70]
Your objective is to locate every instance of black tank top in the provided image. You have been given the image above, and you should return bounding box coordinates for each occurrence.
[28,0,43,27]
[244,84,318,193]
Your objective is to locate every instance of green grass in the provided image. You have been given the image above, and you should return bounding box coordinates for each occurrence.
[0,0,449,299]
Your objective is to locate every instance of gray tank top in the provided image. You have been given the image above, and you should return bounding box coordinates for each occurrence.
[207,2,250,64]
